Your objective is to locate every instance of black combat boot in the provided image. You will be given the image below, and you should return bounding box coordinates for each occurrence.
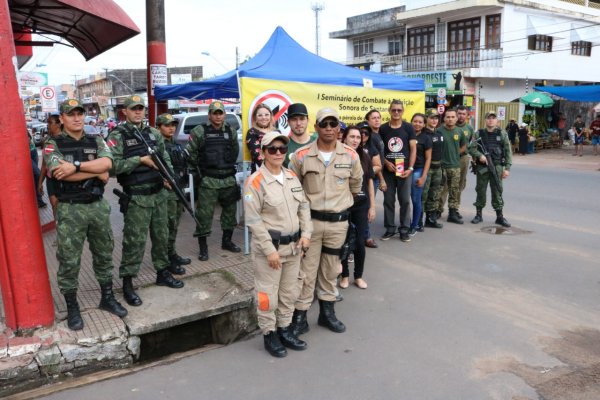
[317,300,346,333]
[156,268,184,288]
[63,292,84,331]
[277,326,307,350]
[447,208,464,224]
[167,254,186,275]
[98,282,128,317]
[495,209,511,227]
[425,212,443,228]
[221,230,241,253]
[198,236,209,261]
[290,309,309,336]
[122,276,142,306]
[471,208,483,224]
[170,253,191,266]
[263,331,287,358]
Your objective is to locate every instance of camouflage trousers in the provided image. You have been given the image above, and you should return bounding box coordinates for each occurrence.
[167,196,184,256]
[119,189,169,277]
[439,156,471,212]
[194,185,238,237]
[438,167,462,212]
[473,165,505,210]
[56,199,114,294]
[423,166,443,213]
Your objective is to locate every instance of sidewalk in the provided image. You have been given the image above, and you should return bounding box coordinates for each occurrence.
[0,179,256,397]
[512,143,600,171]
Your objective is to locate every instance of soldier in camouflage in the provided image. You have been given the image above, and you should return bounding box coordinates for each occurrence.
[156,113,191,274]
[107,95,184,307]
[186,101,241,261]
[422,109,444,229]
[44,99,127,331]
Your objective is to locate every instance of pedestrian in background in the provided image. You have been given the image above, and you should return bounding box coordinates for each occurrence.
[284,103,317,168]
[108,95,184,308]
[572,115,585,157]
[588,114,600,156]
[44,99,127,331]
[38,114,62,217]
[246,103,276,173]
[244,131,312,358]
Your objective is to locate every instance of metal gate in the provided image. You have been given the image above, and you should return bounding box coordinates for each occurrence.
[479,102,520,129]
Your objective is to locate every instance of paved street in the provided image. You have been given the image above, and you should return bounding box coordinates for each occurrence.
[35,149,600,400]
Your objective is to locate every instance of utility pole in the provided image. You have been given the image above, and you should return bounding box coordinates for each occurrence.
[146,0,168,126]
[71,74,80,100]
[311,3,324,55]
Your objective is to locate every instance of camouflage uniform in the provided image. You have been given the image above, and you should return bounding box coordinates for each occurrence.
[107,122,172,277]
[437,125,466,213]
[44,132,114,294]
[164,137,186,257]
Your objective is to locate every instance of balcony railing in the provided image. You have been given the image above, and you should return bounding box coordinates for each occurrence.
[403,48,503,72]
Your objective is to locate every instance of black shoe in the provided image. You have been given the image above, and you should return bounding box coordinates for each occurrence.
[381,231,396,240]
[156,269,184,288]
[317,300,346,333]
[471,209,483,224]
[277,326,307,351]
[400,232,411,242]
[425,213,443,228]
[263,331,287,358]
[98,283,128,317]
[169,253,191,266]
[447,209,464,224]
[122,276,142,306]
[456,210,463,219]
[416,225,425,233]
[221,230,241,253]
[495,210,511,227]
[63,292,84,331]
[408,228,417,237]
[291,309,309,336]
[198,237,209,261]
[167,264,186,275]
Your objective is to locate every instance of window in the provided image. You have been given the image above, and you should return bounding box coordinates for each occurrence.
[485,14,501,49]
[388,35,403,55]
[353,38,373,57]
[407,26,435,55]
[448,17,480,51]
[572,40,592,56]
[528,35,553,52]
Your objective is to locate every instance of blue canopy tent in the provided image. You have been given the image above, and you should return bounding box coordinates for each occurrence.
[534,85,600,102]
[155,26,424,101]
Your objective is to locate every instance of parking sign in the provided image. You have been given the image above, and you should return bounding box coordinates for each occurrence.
[40,86,57,112]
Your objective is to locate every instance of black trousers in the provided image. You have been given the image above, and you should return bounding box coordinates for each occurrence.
[341,206,368,279]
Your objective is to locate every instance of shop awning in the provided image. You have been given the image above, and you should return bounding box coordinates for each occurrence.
[9,0,140,61]
[535,85,600,102]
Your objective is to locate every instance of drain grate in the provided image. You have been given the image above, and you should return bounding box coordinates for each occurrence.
[480,226,532,235]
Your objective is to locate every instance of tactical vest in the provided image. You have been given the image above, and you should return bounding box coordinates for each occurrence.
[115,125,163,188]
[165,140,188,185]
[479,128,505,165]
[54,135,104,203]
[198,123,236,177]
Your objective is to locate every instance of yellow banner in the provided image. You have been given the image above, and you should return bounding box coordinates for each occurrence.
[239,77,425,161]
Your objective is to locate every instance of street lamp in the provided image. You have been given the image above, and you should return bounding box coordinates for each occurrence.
[108,74,135,94]
[201,51,229,72]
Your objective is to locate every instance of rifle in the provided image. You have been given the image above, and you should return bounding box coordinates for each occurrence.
[475,136,503,194]
[131,128,202,228]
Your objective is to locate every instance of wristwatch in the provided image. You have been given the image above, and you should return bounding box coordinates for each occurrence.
[408,166,414,171]
[74,161,81,173]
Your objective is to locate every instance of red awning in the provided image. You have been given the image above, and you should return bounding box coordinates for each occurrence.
[9,0,140,61]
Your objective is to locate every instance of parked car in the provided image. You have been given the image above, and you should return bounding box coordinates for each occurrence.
[30,123,47,147]
[173,112,243,164]
[83,124,101,137]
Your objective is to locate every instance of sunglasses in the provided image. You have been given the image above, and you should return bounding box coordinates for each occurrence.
[265,145,288,155]
[390,109,404,113]
[318,120,339,128]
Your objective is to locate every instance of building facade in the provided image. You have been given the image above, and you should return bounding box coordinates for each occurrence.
[330,0,600,127]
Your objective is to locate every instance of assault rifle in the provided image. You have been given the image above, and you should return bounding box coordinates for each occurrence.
[475,135,503,194]
[132,128,201,228]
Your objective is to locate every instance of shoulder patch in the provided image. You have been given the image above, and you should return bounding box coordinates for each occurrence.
[295,147,310,161]
[245,171,264,191]
[343,145,359,161]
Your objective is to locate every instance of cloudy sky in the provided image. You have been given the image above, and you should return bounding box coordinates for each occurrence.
[21,0,440,85]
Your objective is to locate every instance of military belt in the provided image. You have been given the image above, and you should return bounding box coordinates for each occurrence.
[202,169,236,179]
[278,231,301,245]
[61,197,101,204]
[311,210,349,222]
[125,183,163,196]
[430,161,442,169]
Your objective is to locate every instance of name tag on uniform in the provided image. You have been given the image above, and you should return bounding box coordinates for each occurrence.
[496,136,501,141]
[149,133,156,140]
[83,148,97,154]
[206,133,220,138]
[291,187,303,192]
[224,133,230,139]
[126,139,138,146]
[334,164,351,169]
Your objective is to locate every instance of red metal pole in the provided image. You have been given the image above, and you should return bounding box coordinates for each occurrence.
[0,0,54,330]
[146,0,168,126]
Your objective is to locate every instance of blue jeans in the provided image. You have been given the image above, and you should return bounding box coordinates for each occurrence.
[410,168,424,229]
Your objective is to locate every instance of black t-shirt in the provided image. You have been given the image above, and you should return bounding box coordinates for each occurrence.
[415,132,433,169]
[380,121,416,163]
[424,127,443,162]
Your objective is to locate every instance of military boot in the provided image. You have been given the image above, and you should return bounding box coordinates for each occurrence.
[221,229,241,253]
[290,309,309,336]
[425,212,443,228]
[156,269,184,288]
[263,331,287,358]
[168,254,187,275]
[63,292,84,331]
[98,282,128,317]
[447,208,464,224]
[317,300,346,333]
[122,276,142,306]
[198,236,209,261]
[277,326,307,350]
[471,208,483,224]
[495,209,511,227]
